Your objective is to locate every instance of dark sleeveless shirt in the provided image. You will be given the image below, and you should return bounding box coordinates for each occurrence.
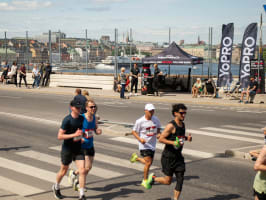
[162,120,185,160]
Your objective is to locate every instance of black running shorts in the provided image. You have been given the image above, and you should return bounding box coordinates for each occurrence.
[83,147,95,157]
[140,149,155,158]
[61,147,85,166]
[161,155,185,177]
[254,189,266,200]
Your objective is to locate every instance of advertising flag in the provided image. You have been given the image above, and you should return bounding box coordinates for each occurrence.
[217,23,234,87]
[239,23,257,88]
[263,5,266,12]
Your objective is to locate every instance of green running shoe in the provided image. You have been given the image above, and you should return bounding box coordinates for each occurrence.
[141,179,151,189]
[147,173,154,187]
[130,153,138,163]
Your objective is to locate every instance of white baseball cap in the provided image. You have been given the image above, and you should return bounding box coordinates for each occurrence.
[145,103,155,111]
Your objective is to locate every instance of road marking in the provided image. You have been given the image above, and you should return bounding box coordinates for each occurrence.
[17,150,123,179]
[0,95,21,99]
[222,125,263,132]
[200,127,262,138]
[244,123,266,127]
[187,129,263,144]
[191,109,215,112]
[0,157,69,186]
[110,137,215,159]
[0,175,44,196]
[0,111,60,126]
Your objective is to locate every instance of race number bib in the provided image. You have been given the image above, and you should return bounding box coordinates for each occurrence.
[84,129,94,139]
[146,126,156,137]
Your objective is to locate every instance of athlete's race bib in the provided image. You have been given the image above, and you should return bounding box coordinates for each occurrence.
[146,126,156,137]
[84,129,94,139]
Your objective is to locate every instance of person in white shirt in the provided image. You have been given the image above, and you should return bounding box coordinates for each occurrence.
[32,65,40,88]
[130,103,161,189]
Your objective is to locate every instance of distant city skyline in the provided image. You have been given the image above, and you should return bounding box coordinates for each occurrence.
[0,0,265,45]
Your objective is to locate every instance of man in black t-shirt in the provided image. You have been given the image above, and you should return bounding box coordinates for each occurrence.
[152,64,161,96]
[239,77,258,103]
[130,64,140,95]
[149,104,192,200]
[53,99,87,200]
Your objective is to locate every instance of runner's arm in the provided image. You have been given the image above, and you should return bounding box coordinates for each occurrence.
[132,130,145,144]
[254,146,266,171]
[57,128,83,140]
[94,116,102,135]
[159,123,175,145]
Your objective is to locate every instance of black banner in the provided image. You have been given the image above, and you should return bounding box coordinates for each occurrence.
[217,23,234,87]
[239,23,258,88]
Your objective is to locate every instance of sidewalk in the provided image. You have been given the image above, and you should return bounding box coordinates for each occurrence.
[1,84,266,108]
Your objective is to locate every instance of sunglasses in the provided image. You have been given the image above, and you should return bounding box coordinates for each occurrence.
[89,106,96,109]
[179,112,187,115]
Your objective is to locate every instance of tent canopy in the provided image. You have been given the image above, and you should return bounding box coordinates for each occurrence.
[142,42,204,65]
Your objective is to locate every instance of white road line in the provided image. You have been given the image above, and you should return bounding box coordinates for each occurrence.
[0,95,21,99]
[222,125,263,132]
[17,150,123,179]
[110,137,215,159]
[244,123,266,127]
[191,109,215,112]
[200,127,262,138]
[0,111,60,126]
[0,176,44,196]
[187,129,263,144]
[0,157,69,186]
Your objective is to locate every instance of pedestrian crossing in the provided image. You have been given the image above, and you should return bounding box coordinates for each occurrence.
[0,121,265,198]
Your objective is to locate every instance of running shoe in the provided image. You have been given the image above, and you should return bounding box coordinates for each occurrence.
[130,153,138,163]
[73,179,80,191]
[68,169,76,186]
[147,173,154,187]
[52,184,63,199]
[141,179,152,189]
[79,195,86,200]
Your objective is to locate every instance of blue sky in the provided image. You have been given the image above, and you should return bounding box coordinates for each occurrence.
[0,0,265,44]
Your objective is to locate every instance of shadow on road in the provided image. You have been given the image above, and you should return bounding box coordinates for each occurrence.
[89,180,140,192]
[86,188,143,200]
[194,194,241,200]
[0,146,31,151]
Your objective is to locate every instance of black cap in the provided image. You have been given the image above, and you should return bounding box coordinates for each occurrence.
[70,99,82,108]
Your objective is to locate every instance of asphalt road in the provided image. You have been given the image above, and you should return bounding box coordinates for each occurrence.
[0,89,264,200]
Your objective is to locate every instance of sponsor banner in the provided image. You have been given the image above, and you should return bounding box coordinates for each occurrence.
[217,23,234,87]
[239,23,258,88]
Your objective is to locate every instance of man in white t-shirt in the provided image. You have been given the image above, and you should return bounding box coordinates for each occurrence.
[130,103,161,189]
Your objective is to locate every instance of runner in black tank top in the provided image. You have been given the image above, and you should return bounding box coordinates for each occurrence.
[148,103,192,200]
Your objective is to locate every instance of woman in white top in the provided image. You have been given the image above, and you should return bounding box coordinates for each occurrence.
[192,78,202,98]
[8,61,18,86]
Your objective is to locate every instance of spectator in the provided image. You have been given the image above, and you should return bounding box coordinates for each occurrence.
[153,64,161,96]
[39,62,45,84]
[74,88,87,114]
[42,62,52,87]
[239,77,258,104]
[119,67,127,99]
[32,65,40,88]
[1,61,9,84]
[8,61,18,87]
[192,78,202,98]
[18,63,28,88]
[130,63,140,96]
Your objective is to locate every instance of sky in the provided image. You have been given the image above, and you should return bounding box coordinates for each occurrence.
[0,0,265,45]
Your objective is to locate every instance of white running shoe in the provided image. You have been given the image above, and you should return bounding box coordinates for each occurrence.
[68,169,76,186]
